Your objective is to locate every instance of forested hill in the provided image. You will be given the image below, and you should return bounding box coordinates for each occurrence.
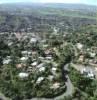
[0,3,96,32]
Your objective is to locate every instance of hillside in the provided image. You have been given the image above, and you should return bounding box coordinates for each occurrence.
[0,3,96,32]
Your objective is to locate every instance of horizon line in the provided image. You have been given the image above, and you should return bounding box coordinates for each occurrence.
[0,2,97,6]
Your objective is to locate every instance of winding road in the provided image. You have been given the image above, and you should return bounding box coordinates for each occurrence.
[0,93,10,100]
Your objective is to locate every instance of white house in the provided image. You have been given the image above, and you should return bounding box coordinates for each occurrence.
[38,56,44,60]
[3,59,11,64]
[76,43,83,50]
[81,68,95,79]
[52,67,57,72]
[20,57,28,61]
[8,42,13,46]
[36,63,44,68]
[31,61,38,66]
[45,56,52,60]
[36,77,44,84]
[51,67,57,75]
[18,72,29,78]
[89,52,96,58]
[21,51,28,55]
[30,37,37,43]
[39,67,45,72]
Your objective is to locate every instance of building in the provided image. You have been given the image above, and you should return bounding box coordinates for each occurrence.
[81,68,95,79]
[50,82,60,89]
[31,61,38,67]
[18,72,29,78]
[20,57,28,61]
[78,55,84,62]
[36,77,44,84]
[3,59,11,64]
[76,43,83,50]
[30,37,37,43]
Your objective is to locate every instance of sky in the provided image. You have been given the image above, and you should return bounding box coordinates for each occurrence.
[0,0,97,5]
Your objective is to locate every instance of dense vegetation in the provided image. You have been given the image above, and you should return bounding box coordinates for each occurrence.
[67,65,97,100]
[0,3,97,100]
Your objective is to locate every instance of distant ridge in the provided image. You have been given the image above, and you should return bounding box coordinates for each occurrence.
[0,3,97,11]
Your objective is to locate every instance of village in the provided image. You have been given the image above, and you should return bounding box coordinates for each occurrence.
[0,2,97,99]
[1,23,97,99]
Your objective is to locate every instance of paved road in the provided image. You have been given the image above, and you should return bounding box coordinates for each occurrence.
[63,64,74,96]
[0,93,10,100]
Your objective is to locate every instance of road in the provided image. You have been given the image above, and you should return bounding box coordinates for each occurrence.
[63,64,74,96]
[0,93,10,100]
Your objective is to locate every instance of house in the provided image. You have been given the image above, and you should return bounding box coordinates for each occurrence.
[76,43,83,50]
[51,67,57,75]
[28,51,32,55]
[40,39,46,43]
[95,67,97,71]
[16,64,23,68]
[27,66,33,72]
[89,52,96,58]
[30,37,37,43]
[32,51,37,57]
[36,63,44,68]
[21,51,30,56]
[21,51,28,55]
[15,32,22,41]
[78,55,84,62]
[31,61,38,67]
[81,68,95,79]
[38,56,44,60]
[20,57,28,61]
[44,49,52,55]
[3,59,11,64]
[53,27,58,34]
[39,67,45,72]
[50,82,60,89]
[52,67,57,72]
[8,42,13,46]
[36,77,44,84]
[43,44,49,49]
[18,72,29,79]
[45,56,52,60]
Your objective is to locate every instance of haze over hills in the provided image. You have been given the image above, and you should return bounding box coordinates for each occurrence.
[0,3,96,32]
[0,3,97,11]
[0,3,97,15]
